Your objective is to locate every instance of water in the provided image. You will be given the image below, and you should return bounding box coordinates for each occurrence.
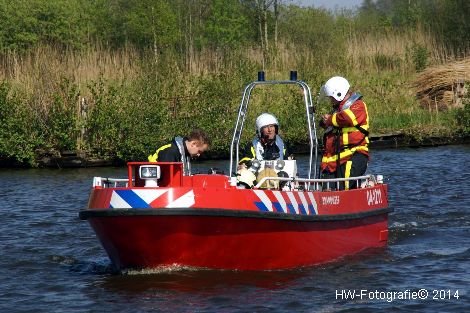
[1,145,469,312]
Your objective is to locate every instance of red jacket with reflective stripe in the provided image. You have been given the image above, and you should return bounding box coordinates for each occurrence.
[321,96,370,173]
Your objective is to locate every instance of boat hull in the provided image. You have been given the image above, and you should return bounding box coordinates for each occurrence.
[82,208,390,270]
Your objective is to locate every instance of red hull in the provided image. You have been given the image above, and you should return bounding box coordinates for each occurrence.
[80,163,392,270]
[85,209,389,270]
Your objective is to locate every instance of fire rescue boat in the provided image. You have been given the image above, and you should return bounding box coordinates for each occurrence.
[79,71,392,271]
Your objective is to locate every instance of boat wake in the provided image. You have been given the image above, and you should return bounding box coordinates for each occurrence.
[121,264,209,275]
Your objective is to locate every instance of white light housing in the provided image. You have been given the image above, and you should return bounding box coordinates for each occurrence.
[93,177,103,187]
[376,175,384,184]
[139,165,161,187]
[251,159,261,170]
[275,160,285,171]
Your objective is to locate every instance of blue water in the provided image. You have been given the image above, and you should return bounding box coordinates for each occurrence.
[0,145,469,312]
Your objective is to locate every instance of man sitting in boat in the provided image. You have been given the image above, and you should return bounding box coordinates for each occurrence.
[148,128,211,176]
[237,113,293,189]
[239,113,293,166]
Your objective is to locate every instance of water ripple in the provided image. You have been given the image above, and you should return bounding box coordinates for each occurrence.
[1,146,469,312]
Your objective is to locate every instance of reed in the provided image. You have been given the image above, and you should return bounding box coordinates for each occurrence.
[0,44,141,99]
[1,27,469,166]
[345,27,454,74]
[413,58,470,110]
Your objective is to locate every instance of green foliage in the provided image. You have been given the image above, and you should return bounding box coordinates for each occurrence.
[388,0,423,27]
[374,53,402,71]
[350,71,460,139]
[141,58,258,158]
[45,79,80,151]
[280,6,347,70]
[355,0,391,32]
[359,0,470,53]
[1,0,469,166]
[456,95,470,134]
[0,0,91,51]
[85,78,125,159]
[113,76,173,161]
[409,43,428,72]
[84,75,173,161]
[0,0,468,56]
[420,0,470,53]
[0,81,44,165]
[201,0,252,50]
[117,0,179,49]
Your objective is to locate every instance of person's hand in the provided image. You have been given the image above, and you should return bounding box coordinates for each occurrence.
[320,114,331,128]
[237,163,247,171]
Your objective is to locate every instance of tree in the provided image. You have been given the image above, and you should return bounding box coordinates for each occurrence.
[0,0,90,51]
[240,0,284,67]
[88,0,180,53]
[203,0,251,50]
[424,0,470,53]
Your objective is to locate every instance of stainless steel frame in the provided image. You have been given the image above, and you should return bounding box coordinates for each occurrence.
[229,73,319,183]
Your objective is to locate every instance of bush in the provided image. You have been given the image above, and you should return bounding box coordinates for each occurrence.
[374,53,402,71]
[456,94,470,134]
[0,81,44,165]
[410,43,428,72]
[45,78,80,151]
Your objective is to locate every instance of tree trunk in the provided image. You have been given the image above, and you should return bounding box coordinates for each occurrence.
[257,0,266,68]
[151,6,158,64]
[274,0,278,50]
[263,1,269,51]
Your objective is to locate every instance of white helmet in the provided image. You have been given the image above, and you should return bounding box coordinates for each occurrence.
[322,76,350,102]
[255,113,279,137]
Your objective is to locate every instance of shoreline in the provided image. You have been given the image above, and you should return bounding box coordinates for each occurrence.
[1,132,470,169]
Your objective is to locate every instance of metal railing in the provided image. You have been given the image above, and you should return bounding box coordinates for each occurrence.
[254,175,378,191]
[93,177,133,188]
[229,74,319,182]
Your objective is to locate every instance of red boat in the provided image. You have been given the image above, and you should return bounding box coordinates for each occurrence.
[79,72,392,270]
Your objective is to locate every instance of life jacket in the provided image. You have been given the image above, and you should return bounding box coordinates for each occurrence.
[174,136,191,175]
[321,93,369,173]
[251,135,285,160]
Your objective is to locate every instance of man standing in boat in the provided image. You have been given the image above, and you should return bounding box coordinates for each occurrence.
[319,76,369,190]
[148,128,211,176]
[239,113,293,167]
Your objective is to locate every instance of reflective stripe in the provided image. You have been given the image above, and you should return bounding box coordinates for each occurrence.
[322,94,369,172]
[240,157,252,163]
[321,145,369,163]
[343,125,369,133]
[342,104,368,147]
[364,100,370,132]
[332,92,363,129]
[343,130,349,146]
[250,146,256,158]
[344,160,353,190]
[148,144,171,162]
[343,109,358,126]
[332,114,338,127]
[343,109,359,148]
[341,115,352,146]
[341,125,368,146]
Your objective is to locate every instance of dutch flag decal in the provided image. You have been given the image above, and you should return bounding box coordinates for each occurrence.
[109,189,167,209]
